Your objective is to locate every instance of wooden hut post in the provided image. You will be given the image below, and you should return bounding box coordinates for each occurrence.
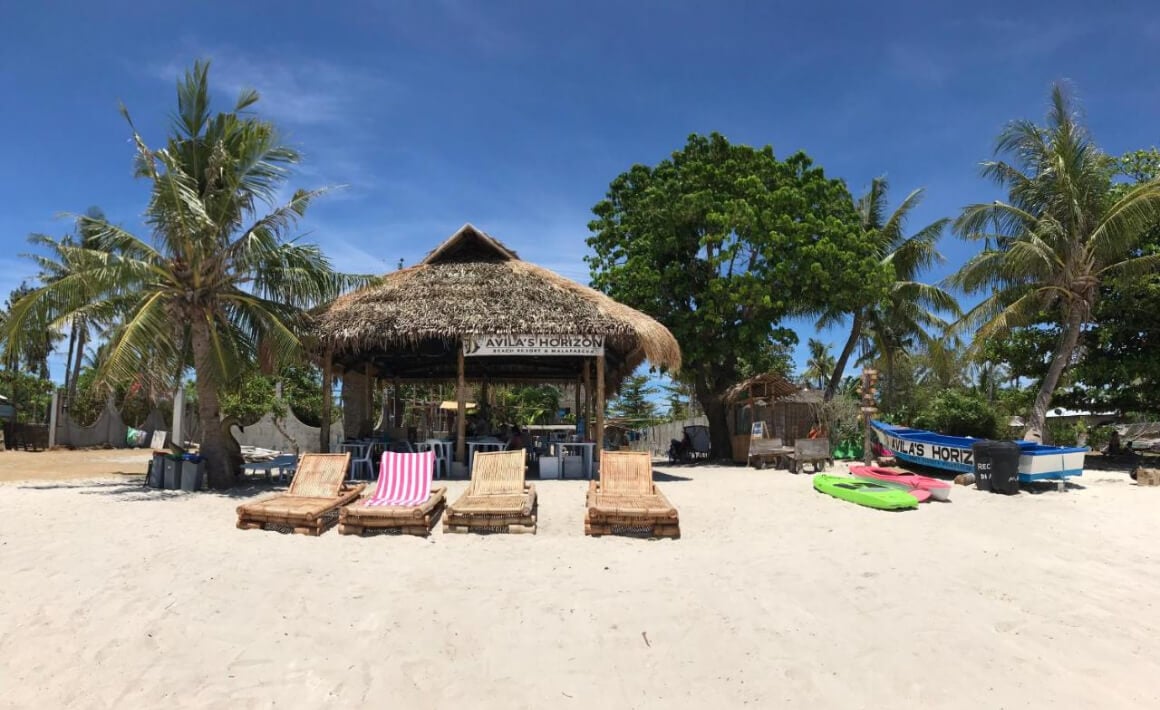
[584,359,593,438]
[582,361,592,439]
[574,375,582,426]
[364,363,373,425]
[595,354,605,466]
[320,348,334,453]
[456,345,467,465]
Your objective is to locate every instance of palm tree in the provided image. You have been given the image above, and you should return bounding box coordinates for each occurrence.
[820,178,959,401]
[949,84,1160,442]
[4,61,369,487]
[803,338,835,390]
[24,208,115,407]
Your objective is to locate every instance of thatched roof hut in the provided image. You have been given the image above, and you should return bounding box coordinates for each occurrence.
[314,224,680,383]
[723,372,820,463]
[310,224,681,462]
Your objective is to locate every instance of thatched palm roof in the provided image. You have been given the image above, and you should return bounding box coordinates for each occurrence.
[724,372,801,404]
[313,224,681,384]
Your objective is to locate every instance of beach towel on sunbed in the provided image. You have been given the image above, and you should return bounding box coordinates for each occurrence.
[365,450,435,506]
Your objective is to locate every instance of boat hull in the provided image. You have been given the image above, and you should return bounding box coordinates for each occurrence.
[849,465,951,502]
[813,475,919,510]
[870,421,1086,482]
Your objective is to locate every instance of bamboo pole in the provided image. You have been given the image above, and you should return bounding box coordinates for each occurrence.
[456,345,466,465]
[320,348,333,453]
[595,354,605,467]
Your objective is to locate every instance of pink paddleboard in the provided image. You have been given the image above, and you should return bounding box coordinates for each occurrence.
[850,465,951,502]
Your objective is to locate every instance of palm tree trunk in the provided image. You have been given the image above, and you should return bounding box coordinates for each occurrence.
[1030,306,1085,444]
[191,316,231,488]
[63,323,77,404]
[825,311,864,401]
[883,349,896,412]
[68,321,86,406]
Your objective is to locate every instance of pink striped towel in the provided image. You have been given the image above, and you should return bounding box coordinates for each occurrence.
[364,450,435,507]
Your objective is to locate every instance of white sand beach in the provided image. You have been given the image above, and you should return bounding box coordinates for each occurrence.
[1,456,1157,709]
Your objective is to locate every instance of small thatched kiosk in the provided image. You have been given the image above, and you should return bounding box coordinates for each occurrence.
[724,373,821,463]
[311,224,681,466]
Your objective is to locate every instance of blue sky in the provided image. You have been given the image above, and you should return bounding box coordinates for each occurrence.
[3,0,1158,386]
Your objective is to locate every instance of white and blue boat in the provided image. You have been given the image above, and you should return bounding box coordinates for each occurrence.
[870,420,1086,482]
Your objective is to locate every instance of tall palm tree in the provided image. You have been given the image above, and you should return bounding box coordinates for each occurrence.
[24,208,114,406]
[950,84,1160,442]
[803,338,835,390]
[820,178,959,401]
[4,61,369,487]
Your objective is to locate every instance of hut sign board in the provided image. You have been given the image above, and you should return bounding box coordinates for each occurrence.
[463,334,605,357]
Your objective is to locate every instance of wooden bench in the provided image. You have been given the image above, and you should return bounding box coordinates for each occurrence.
[785,438,832,473]
[748,437,792,469]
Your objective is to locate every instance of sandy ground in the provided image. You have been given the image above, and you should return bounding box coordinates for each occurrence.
[1,453,1158,709]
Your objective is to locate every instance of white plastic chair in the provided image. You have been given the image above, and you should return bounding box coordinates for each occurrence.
[426,439,451,479]
[343,442,374,481]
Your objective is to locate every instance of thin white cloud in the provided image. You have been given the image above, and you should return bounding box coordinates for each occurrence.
[150,49,394,129]
[885,43,950,87]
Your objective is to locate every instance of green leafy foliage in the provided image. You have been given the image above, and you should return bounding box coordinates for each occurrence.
[913,389,999,439]
[608,374,660,426]
[220,375,277,425]
[820,178,958,400]
[0,369,55,423]
[949,85,1160,442]
[492,385,561,427]
[587,133,889,456]
[2,61,371,487]
[1063,148,1160,416]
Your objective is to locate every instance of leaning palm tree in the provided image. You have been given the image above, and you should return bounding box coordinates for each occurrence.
[4,61,369,487]
[821,178,959,401]
[950,84,1160,442]
[803,338,835,390]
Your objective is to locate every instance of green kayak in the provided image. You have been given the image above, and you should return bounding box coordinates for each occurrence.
[813,474,918,510]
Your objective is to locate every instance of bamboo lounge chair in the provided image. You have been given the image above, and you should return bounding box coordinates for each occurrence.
[236,453,364,536]
[585,450,680,539]
[444,450,536,534]
[339,450,447,536]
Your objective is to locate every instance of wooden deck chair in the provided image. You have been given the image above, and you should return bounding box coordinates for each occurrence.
[339,450,447,536]
[443,450,536,534]
[585,451,679,539]
[236,453,364,536]
[785,438,832,473]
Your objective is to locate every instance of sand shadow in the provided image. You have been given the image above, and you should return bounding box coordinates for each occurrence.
[1022,480,1087,495]
[650,470,693,482]
[16,479,286,501]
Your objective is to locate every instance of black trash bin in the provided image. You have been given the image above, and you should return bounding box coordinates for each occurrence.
[147,451,168,488]
[972,441,1021,494]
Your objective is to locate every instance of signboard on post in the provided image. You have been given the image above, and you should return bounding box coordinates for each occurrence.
[463,334,605,357]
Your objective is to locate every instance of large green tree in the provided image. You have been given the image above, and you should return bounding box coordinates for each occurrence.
[587,133,888,457]
[4,62,368,487]
[949,85,1160,442]
[819,178,958,401]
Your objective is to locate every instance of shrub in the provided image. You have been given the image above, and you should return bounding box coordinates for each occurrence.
[1087,424,1115,451]
[914,389,999,439]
